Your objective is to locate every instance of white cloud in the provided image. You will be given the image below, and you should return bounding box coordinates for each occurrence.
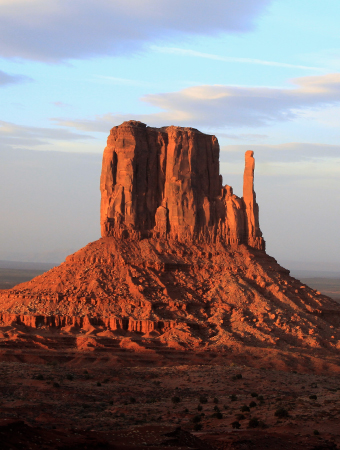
[54,73,340,131]
[151,46,323,71]
[0,120,94,149]
[0,0,271,62]
[0,69,31,85]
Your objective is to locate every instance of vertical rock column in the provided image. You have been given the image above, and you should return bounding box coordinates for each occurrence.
[242,150,264,249]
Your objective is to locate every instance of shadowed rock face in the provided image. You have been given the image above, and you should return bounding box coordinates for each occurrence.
[100,121,264,250]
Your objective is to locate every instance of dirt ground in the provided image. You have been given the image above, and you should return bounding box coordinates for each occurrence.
[0,347,339,450]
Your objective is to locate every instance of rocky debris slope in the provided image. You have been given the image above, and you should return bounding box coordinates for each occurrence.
[0,121,339,357]
[1,237,340,353]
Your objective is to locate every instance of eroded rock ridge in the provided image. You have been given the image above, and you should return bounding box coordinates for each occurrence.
[100,121,264,250]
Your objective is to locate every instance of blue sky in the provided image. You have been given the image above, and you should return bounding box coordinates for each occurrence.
[1,0,340,270]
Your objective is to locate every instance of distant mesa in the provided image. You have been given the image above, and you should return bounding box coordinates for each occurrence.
[100,120,264,249]
[0,121,340,363]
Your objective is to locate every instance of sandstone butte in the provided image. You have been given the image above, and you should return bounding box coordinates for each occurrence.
[0,120,340,363]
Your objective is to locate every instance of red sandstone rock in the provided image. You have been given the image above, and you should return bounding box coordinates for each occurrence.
[0,121,339,359]
[100,121,264,249]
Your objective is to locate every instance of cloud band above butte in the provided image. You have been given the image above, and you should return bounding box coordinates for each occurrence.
[0,0,270,61]
[55,73,340,131]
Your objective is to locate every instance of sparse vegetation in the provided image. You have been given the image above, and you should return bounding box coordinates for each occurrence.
[309,394,317,400]
[199,395,208,404]
[232,374,243,381]
[248,417,259,428]
[249,401,257,408]
[241,405,250,412]
[33,374,44,380]
[275,407,288,418]
[230,394,237,401]
[232,421,241,429]
[171,396,181,404]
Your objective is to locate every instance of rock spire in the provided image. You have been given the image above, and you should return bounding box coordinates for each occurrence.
[100,121,264,249]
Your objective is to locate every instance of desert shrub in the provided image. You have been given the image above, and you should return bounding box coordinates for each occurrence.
[212,412,223,419]
[309,394,317,400]
[257,395,264,401]
[171,396,181,404]
[83,370,88,374]
[231,421,241,429]
[33,374,44,380]
[193,423,202,431]
[53,382,60,388]
[241,405,250,412]
[251,392,258,397]
[97,382,102,387]
[232,374,243,381]
[199,395,208,404]
[236,414,245,420]
[197,404,203,411]
[275,407,288,418]
[66,374,73,381]
[213,397,219,404]
[213,405,220,412]
[130,397,136,403]
[248,417,259,428]
[230,394,237,401]
[314,430,320,435]
[193,415,201,423]
[249,401,257,408]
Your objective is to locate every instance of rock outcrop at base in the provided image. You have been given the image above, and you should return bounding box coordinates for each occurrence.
[100,121,264,250]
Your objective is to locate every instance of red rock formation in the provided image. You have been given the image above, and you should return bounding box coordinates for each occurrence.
[243,150,263,249]
[100,121,264,250]
[0,121,340,360]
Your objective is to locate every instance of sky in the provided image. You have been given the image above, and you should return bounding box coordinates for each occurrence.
[0,0,340,272]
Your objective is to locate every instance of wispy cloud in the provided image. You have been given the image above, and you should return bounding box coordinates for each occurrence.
[0,70,32,86]
[54,73,340,131]
[0,0,271,62]
[52,101,70,108]
[151,47,324,71]
[93,75,149,87]
[0,120,94,150]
